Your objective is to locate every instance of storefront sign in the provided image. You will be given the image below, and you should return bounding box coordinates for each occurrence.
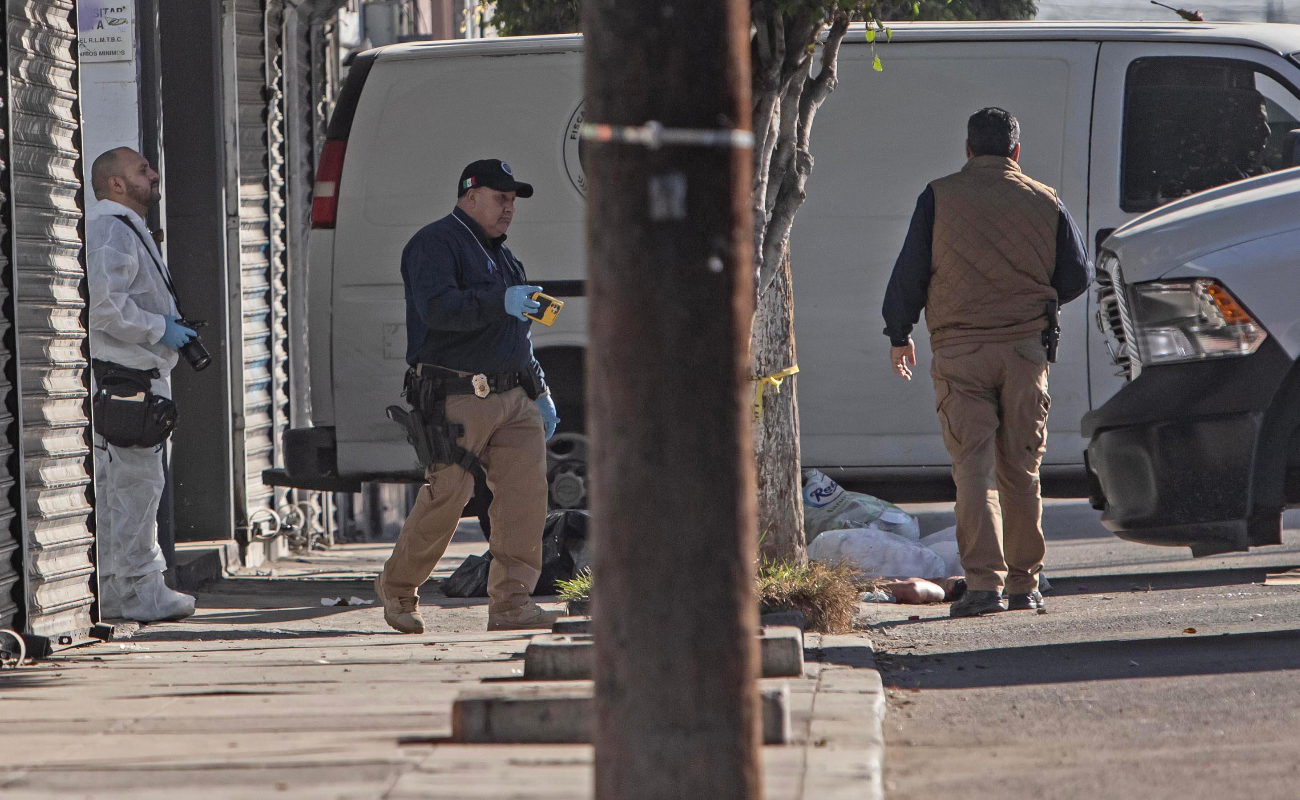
[78,0,135,63]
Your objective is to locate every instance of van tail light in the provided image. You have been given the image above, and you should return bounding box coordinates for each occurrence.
[311,139,347,229]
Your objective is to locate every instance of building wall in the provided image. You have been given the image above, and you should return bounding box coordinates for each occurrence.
[78,4,143,213]
[10,0,96,646]
[80,60,140,183]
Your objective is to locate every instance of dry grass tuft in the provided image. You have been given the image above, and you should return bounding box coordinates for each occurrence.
[554,562,861,634]
[756,559,859,634]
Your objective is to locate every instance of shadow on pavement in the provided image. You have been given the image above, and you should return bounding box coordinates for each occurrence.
[127,627,364,643]
[192,579,378,608]
[1044,565,1300,597]
[877,628,1300,689]
[192,606,368,624]
[190,578,493,611]
[0,669,71,690]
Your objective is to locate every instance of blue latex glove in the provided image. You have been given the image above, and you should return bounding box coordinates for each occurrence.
[504,284,544,321]
[159,315,198,350]
[535,394,560,441]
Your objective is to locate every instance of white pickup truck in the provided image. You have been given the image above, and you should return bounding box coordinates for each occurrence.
[1085,168,1300,556]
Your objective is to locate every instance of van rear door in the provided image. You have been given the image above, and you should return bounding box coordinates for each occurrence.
[331,45,586,476]
[1087,41,1300,406]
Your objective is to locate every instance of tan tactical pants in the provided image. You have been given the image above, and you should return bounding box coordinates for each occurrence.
[930,337,1051,595]
[380,386,549,614]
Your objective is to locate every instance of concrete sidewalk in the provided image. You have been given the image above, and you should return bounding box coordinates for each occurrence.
[0,542,885,799]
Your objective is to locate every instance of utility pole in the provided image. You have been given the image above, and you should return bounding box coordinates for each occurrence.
[583,1,759,798]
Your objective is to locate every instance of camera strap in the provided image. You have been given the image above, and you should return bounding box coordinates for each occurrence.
[112,215,186,318]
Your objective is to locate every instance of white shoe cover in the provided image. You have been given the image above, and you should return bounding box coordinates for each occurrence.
[99,575,132,619]
[119,571,196,622]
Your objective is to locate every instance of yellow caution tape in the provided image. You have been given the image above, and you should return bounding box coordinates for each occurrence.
[752,365,800,421]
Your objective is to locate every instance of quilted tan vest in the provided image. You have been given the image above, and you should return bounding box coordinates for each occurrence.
[926,156,1060,349]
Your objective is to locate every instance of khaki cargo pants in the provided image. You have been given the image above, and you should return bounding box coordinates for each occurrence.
[380,386,549,614]
[930,337,1051,595]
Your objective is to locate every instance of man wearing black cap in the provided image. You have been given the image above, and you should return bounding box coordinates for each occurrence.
[375,158,561,633]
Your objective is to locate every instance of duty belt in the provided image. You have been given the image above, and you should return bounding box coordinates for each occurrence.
[415,364,521,398]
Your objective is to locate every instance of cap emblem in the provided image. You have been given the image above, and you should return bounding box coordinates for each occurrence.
[500,162,513,176]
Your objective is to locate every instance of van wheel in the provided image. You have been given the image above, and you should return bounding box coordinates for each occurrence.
[547,432,588,509]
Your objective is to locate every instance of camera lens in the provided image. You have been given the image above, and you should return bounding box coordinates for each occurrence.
[179,337,211,371]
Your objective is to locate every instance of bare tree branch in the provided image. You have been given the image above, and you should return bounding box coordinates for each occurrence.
[797,12,850,151]
[756,11,851,297]
[751,7,786,284]
[751,9,822,298]
[752,9,784,196]
[758,149,808,296]
[765,55,810,215]
[763,9,813,207]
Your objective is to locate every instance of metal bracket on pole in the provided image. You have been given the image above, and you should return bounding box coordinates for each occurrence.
[581,120,754,150]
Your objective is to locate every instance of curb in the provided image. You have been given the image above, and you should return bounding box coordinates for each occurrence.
[450,682,794,745]
[803,634,886,800]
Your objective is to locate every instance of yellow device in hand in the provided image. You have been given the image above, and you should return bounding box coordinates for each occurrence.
[525,292,564,326]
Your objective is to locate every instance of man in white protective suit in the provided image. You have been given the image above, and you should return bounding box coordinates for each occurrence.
[87,147,197,622]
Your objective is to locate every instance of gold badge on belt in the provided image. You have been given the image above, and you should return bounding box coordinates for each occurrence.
[472,374,490,398]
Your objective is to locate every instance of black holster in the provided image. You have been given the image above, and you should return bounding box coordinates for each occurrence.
[92,359,177,449]
[1042,300,1061,364]
[520,361,546,401]
[386,368,485,481]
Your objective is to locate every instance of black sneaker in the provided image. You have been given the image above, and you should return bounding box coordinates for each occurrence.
[949,590,1007,618]
[1007,589,1044,611]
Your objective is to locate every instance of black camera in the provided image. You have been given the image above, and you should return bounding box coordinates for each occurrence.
[176,319,212,372]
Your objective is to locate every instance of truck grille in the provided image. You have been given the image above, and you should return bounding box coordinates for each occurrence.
[1094,253,1141,380]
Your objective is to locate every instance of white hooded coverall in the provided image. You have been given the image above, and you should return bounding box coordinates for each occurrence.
[86,200,179,582]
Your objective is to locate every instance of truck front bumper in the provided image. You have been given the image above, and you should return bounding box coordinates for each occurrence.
[1082,340,1291,557]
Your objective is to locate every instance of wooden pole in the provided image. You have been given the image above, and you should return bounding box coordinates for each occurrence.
[584,0,759,797]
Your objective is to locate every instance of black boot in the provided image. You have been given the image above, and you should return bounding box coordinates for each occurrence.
[1007,589,1044,611]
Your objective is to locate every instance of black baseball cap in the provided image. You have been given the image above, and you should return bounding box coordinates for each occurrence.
[457,159,534,199]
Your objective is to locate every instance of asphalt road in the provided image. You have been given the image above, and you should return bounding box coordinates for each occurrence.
[863,500,1300,800]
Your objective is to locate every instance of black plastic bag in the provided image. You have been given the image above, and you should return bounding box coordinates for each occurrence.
[536,510,590,595]
[441,510,590,598]
[441,552,492,598]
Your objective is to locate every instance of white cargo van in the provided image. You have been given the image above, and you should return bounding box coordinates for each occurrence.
[1085,168,1300,556]
[270,22,1300,522]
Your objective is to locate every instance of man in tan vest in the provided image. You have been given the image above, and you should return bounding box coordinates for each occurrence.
[882,108,1093,617]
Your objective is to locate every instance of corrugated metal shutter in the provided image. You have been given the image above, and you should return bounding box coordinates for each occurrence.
[282,8,330,547]
[0,55,20,632]
[7,0,93,640]
[233,0,290,533]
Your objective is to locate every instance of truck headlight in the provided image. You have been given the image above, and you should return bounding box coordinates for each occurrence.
[1130,279,1267,365]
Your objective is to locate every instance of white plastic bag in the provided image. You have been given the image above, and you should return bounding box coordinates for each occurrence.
[873,507,921,542]
[807,527,948,579]
[918,525,963,576]
[802,469,920,542]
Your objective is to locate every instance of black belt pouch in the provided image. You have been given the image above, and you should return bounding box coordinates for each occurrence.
[91,359,178,449]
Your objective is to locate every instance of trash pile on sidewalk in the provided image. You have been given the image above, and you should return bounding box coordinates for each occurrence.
[443,510,592,598]
[803,470,965,605]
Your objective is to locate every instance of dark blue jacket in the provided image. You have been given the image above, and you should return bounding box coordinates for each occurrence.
[882,186,1094,346]
[402,207,546,388]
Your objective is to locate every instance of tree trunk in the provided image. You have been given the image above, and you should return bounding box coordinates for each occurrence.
[752,246,805,563]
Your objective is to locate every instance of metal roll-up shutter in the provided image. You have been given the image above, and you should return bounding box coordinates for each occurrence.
[280,5,343,547]
[233,0,290,534]
[7,0,93,641]
[0,53,20,632]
